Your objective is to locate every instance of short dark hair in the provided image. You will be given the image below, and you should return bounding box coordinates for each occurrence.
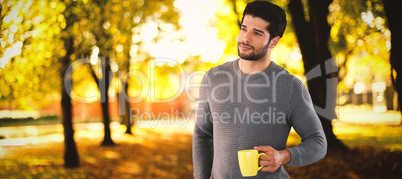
[241,1,287,41]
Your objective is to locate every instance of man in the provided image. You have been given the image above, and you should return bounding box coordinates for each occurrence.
[193,1,327,178]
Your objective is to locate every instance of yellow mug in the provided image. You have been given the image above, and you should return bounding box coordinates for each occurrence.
[238,149,266,177]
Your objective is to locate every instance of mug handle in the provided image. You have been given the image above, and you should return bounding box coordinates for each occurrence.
[257,152,266,171]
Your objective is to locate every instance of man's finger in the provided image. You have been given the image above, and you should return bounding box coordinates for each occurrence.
[260,160,273,167]
[259,154,271,160]
[254,146,275,153]
[261,166,277,173]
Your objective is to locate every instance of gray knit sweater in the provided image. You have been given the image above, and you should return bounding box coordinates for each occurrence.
[192,59,327,179]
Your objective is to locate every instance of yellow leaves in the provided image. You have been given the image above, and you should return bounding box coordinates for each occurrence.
[94,6,100,14]
[59,49,66,57]
[356,27,363,35]
[69,64,100,103]
[117,162,143,175]
[44,51,52,59]
[331,26,339,42]
[53,26,61,35]
[0,0,65,108]
[50,2,57,9]
[15,73,24,84]
[60,21,66,29]
[112,4,123,12]
[346,34,356,43]
[344,31,390,86]
[58,2,65,12]
[39,0,46,7]
[103,150,120,159]
[235,1,247,15]
[69,54,75,61]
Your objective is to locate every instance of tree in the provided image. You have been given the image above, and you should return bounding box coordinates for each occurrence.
[73,0,182,139]
[288,0,347,150]
[87,0,115,146]
[60,1,80,167]
[383,0,402,124]
[0,0,81,167]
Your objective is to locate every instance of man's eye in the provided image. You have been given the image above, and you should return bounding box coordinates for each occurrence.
[241,28,247,32]
[255,32,262,36]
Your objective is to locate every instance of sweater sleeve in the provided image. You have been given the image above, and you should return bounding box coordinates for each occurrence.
[193,73,214,179]
[285,78,327,166]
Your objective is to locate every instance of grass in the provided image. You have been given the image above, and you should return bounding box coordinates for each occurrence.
[0,116,60,127]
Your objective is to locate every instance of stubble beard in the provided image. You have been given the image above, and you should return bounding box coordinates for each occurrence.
[238,41,270,61]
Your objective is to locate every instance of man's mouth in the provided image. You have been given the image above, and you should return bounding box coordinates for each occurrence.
[239,43,253,51]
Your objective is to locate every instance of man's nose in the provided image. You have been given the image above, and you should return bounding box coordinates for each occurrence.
[243,31,252,43]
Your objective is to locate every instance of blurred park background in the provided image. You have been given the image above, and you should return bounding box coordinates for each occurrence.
[1,0,402,178]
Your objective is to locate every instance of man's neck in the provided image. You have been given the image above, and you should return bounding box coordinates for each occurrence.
[238,58,272,74]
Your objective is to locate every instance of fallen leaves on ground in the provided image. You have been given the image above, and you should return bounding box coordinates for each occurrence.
[285,146,402,179]
[0,124,401,178]
[0,126,193,179]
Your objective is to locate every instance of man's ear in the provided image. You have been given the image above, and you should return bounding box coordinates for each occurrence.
[269,36,280,48]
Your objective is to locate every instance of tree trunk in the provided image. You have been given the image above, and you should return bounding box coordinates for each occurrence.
[288,0,347,150]
[123,83,133,134]
[383,0,402,124]
[60,1,79,167]
[117,71,132,134]
[100,56,115,146]
[61,36,79,168]
[116,58,133,134]
[89,56,115,146]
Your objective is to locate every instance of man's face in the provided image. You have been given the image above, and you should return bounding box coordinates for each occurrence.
[238,15,271,61]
